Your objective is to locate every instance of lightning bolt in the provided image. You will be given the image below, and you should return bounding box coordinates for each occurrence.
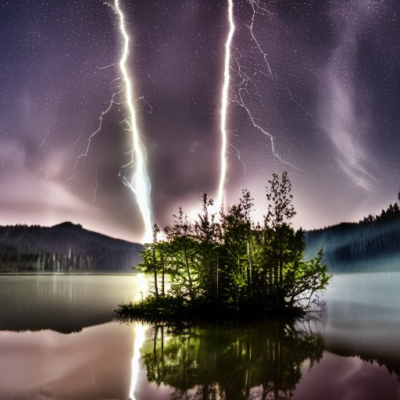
[228,2,303,173]
[216,0,235,213]
[70,1,152,242]
[233,85,304,172]
[228,143,246,173]
[69,77,123,182]
[246,0,273,78]
[244,2,303,171]
[287,88,315,120]
[114,0,152,243]
[215,0,301,212]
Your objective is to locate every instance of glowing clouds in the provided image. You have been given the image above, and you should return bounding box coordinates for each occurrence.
[320,0,378,191]
[322,66,376,191]
[324,77,376,190]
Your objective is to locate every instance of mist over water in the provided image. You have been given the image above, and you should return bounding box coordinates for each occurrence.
[0,274,149,333]
[0,269,400,399]
[322,273,400,371]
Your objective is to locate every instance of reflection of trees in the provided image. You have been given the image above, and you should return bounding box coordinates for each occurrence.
[142,321,324,400]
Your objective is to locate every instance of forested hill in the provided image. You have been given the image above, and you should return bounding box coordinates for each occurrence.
[303,204,400,273]
[0,222,143,272]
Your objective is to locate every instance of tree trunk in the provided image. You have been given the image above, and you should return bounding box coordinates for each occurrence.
[153,248,159,297]
[247,237,252,295]
[278,232,284,309]
[161,253,165,296]
[183,245,193,300]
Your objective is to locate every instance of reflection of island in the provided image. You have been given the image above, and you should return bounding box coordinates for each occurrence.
[0,222,143,272]
[141,321,324,399]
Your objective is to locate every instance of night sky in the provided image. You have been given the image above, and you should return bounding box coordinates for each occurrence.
[0,0,399,243]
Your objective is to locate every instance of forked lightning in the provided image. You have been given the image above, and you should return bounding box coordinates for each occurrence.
[115,0,152,243]
[216,0,302,201]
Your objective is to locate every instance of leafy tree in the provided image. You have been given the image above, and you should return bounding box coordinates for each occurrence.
[264,172,296,307]
[127,172,330,320]
[193,194,221,301]
[218,190,255,305]
[164,208,199,301]
[137,224,162,297]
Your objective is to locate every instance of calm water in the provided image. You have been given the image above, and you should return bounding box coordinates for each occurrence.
[0,272,399,399]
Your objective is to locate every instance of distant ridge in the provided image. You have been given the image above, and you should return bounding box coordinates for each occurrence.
[0,222,143,272]
[303,203,400,272]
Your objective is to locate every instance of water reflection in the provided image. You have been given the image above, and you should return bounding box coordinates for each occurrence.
[139,321,324,400]
[1,272,400,399]
[322,273,400,380]
[0,322,134,399]
[130,324,148,400]
[0,274,149,332]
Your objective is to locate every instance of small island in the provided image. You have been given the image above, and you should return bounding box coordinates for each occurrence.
[116,172,330,323]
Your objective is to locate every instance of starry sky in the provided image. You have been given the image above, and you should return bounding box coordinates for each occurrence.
[0,0,399,243]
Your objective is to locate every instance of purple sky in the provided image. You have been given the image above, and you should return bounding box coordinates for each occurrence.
[0,0,399,243]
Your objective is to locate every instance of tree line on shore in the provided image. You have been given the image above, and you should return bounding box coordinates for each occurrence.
[304,203,400,272]
[0,222,143,272]
[0,244,92,273]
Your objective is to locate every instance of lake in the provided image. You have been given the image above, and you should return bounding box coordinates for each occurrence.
[0,272,399,399]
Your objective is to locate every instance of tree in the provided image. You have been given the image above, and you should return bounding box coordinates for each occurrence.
[137,224,161,297]
[265,172,296,299]
[164,208,199,301]
[262,172,329,310]
[219,190,254,304]
[193,194,221,300]
[125,172,330,321]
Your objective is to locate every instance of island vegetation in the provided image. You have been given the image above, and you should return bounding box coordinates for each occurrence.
[116,172,330,322]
